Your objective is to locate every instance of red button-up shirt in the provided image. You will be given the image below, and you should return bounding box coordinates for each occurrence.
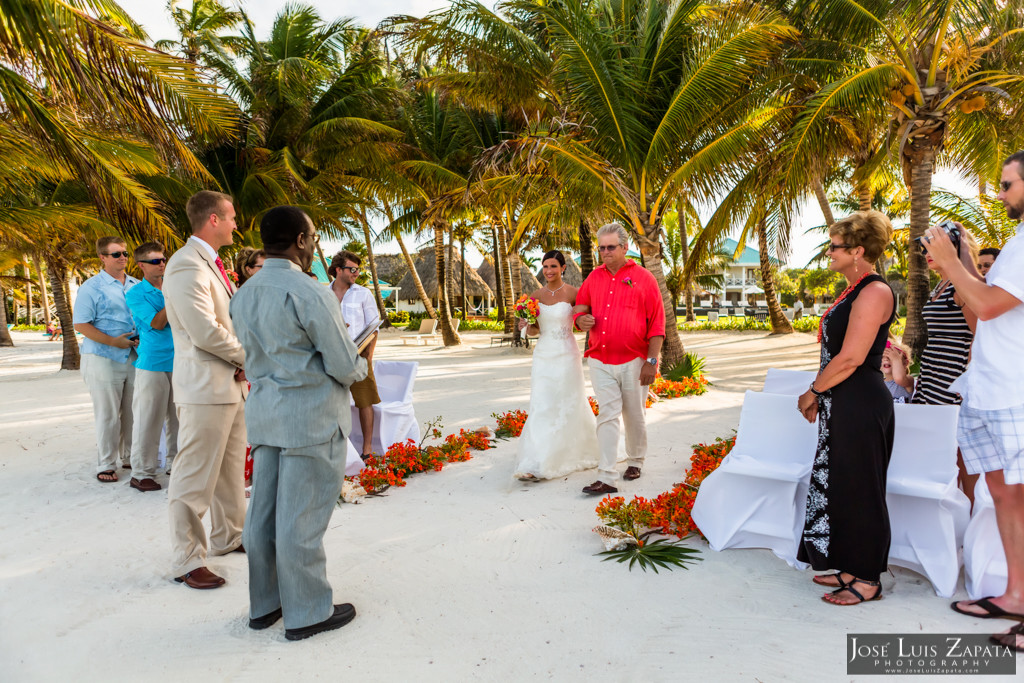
[573,260,665,364]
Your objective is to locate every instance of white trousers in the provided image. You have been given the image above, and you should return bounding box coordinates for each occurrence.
[588,357,648,485]
[81,352,135,473]
[130,369,178,478]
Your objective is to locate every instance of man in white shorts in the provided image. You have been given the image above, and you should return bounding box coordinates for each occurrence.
[923,151,1024,651]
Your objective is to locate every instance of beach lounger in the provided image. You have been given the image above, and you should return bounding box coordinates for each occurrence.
[402,318,439,345]
[963,475,1008,600]
[691,390,817,569]
[885,403,970,598]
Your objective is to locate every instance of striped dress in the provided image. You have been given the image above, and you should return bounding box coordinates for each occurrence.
[911,283,973,405]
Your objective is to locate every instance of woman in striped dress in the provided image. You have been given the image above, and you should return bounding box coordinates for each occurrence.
[912,224,978,499]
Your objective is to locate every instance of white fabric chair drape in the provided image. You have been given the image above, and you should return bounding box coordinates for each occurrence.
[349,360,420,456]
[691,390,817,568]
[963,474,1008,600]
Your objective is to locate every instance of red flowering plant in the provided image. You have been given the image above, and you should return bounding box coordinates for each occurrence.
[458,428,492,451]
[492,409,528,438]
[588,396,600,415]
[592,434,735,570]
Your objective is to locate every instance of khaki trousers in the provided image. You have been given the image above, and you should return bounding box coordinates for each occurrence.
[81,352,135,472]
[168,401,246,576]
[588,357,648,485]
[130,369,178,478]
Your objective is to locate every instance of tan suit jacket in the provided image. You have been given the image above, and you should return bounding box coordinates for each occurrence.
[163,239,246,405]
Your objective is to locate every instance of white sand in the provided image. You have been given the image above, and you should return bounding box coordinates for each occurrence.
[0,329,1016,681]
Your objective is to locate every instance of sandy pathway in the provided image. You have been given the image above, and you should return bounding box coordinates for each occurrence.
[0,330,1014,681]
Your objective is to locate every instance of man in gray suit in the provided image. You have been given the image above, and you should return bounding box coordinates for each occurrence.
[230,206,367,641]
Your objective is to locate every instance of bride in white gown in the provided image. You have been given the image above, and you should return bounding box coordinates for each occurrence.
[514,251,599,480]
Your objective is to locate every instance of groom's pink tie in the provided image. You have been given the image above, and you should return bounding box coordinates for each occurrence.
[214,256,233,291]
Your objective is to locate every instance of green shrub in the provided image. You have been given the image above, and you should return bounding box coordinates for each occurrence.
[664,352,706,380]
[387,310,410,325]
[10,324,47,331]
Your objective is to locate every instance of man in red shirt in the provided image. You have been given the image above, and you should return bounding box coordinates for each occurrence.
[574,223,665,494]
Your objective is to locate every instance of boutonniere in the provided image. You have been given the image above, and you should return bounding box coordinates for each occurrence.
[226,269,239,285]
[622,276,635,288]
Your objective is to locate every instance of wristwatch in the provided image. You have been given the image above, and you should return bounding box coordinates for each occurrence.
[646,357,658,367]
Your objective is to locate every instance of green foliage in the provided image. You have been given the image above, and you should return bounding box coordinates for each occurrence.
[664,352,706,381]
[387,310,410,325]
[10,324,46,331]
[801,269,842,302]
[596,531,703,573]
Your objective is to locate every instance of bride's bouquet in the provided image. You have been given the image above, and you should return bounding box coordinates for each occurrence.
[514,295,540,325]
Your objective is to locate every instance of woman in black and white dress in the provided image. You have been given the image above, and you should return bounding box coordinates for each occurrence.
[912,223,978,500]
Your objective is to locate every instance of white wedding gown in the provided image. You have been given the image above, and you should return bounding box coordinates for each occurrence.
[514,302,599,479]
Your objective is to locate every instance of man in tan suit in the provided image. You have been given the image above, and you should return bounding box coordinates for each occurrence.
[162,190,247,589]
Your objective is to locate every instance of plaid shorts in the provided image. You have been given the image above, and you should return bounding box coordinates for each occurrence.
[957,403,1024,485]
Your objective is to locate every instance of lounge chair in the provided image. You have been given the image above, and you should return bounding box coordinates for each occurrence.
[401,318,439,345]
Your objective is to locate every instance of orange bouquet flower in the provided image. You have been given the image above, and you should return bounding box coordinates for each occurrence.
[514,295,540,325]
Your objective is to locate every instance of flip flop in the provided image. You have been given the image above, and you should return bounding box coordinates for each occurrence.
[96,470,118,483]
[990,623,1024,652]
[951,597,1024,621]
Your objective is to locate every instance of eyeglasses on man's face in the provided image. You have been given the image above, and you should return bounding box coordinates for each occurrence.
[339,266,360,274]
[103,251,130,259]
[138,257,166,265]
[597,244,622,252]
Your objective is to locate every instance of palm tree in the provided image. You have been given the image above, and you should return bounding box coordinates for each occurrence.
[401,0,798,368]
[786,0,1024,353]
[153,0,242,69]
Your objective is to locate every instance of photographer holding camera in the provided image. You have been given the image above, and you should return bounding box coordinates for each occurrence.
[930,152,1024,652]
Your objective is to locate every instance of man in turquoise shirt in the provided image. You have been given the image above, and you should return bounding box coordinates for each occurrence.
[73,236,139,482]
[125,241,178,492]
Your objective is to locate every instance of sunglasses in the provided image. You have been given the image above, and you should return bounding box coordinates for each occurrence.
[597,244,622,252]
[826,243,852,253]
[103,251,130,258]
[1000,178,1022,192]
[138,257,167,265]
[339,266,360,274]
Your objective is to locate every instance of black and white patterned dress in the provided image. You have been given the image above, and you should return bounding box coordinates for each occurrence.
[798,274,895,582]
[911,283,973,405]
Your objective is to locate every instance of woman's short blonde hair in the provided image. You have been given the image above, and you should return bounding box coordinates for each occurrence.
[829,210,894,263]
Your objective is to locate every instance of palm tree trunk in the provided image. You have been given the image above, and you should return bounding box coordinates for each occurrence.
[757,217,793,334]
[496,222,516,334]
[24,257,34,325]
[679,209,695,322]
[433,222,461,346]
[47,257,79,370]
[446,223,457,316]
[902,150,936,355]
[359,210,389,328]
[857,180,872,212]
[812,177,836,227]
[491,226,505,321]
[508,246,525,345]
[0,281,13,346]
[34,256,51,327]
[578,218,595,279]
[395,233,437,320]
[635,220,684,368]
[460,235,468,319]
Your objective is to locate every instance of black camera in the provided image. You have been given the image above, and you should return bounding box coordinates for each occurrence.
[915,220,961,255]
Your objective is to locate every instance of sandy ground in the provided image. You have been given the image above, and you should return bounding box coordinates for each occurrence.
[0,328,1018,682]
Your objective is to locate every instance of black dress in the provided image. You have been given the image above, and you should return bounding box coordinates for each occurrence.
[798,274,895,582]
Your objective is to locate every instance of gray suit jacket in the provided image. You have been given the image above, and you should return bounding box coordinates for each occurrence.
[230,258,367,447]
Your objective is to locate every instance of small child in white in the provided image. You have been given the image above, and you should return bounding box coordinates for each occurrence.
[882,341,914,402]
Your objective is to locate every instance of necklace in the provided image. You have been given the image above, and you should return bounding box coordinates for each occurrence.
[817,270,872,342]
[544,282,565,295]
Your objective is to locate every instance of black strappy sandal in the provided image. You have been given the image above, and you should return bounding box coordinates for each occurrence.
[812,572,851,589]
[822,578,882,605]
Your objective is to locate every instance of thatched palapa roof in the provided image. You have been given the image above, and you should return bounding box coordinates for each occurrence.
[477,256,542,293]
[371,253,409,287]
[396,247,493,301]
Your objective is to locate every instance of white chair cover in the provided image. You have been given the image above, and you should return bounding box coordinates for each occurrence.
[762,368,816,396]
[885,403,970,597]
[691,390,817,568]
[345,439,365,477]
[963,474,1008,599]
[349,360,420,456]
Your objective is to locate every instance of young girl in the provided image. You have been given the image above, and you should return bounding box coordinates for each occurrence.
[882,341,913,402]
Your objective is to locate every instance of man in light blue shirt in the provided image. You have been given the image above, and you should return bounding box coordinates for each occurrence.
[125,241,178,492]
[73,236,139,482]
[231,206,366,641]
